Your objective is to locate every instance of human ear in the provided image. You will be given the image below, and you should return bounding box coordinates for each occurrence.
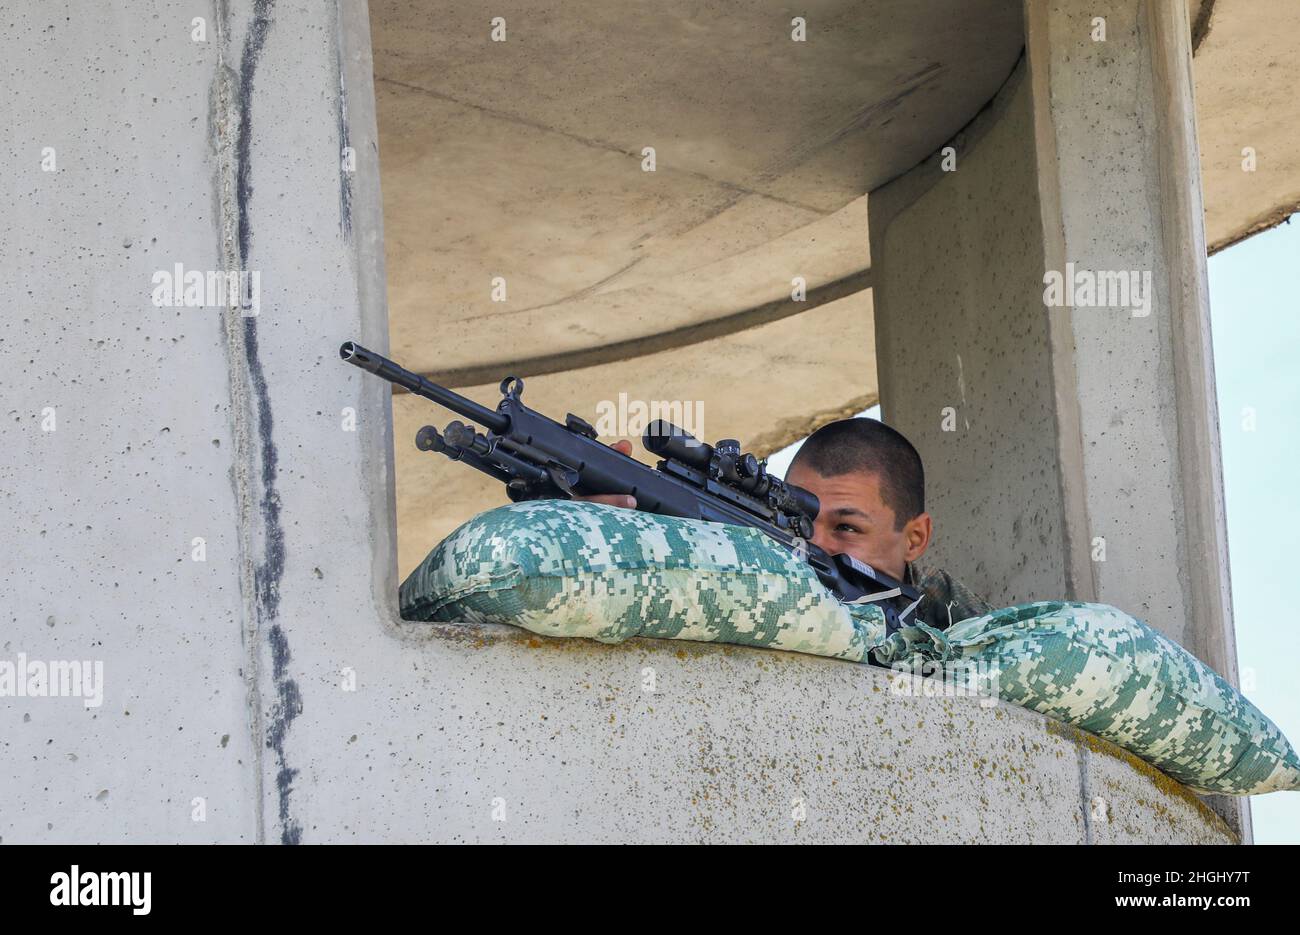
[903,512,933,561]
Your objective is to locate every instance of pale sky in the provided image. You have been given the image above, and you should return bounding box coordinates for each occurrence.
[1207,217,1299,844]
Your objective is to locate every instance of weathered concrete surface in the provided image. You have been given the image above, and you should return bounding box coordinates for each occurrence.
[869,0,1248,838]
[0,0,1242,845]
[868,61,1066,615]
[370,0,1025,377]
[1192,0,1300,252]
[2,1,260,842]
[302,623,1237,844]
[370,0,1300,372]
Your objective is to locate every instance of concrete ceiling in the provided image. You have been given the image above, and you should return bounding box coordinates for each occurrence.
[371,0,1025,379]
[1192,0,1300,253]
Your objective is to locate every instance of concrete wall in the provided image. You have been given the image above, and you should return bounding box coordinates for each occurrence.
[0,0,1239,843]
[869,0,1247,837]
[869,60,1067,609]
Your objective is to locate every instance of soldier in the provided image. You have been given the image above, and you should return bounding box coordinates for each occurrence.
[578,417,993,631]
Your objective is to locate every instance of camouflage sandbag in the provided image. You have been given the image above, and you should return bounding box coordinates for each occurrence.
[403,501,1298,796]
[879,602,1300,796]
[400,499,888,661]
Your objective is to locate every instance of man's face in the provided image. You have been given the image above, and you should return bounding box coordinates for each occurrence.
[783,464,932,581]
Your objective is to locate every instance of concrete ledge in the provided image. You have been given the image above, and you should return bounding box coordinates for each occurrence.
[320,622,1237,844]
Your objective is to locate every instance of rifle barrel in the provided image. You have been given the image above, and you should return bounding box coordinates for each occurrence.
[340,342,508,433]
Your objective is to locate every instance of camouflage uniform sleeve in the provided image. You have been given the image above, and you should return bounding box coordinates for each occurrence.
[904,561,996,630]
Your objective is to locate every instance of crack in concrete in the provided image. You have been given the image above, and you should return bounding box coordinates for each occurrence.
[758,62,946,183]
[471,255,646,321]
[373,74,832,216]
[1077,745,1094,845]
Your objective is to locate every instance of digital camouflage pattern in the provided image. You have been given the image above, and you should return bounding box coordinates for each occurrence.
[401,499,888,661]
[904,561,995,630]
[402,500,1300,796]
[888,604,1300,795]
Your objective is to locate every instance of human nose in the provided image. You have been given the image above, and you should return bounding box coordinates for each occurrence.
[806,521,831,551]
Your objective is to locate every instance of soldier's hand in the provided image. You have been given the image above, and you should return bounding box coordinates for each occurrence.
[573,439,638,509]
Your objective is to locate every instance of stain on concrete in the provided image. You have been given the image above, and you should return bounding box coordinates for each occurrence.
[213,0,301,845]
[266,624,302,843]
[236,0,301,847]
[1191,0,1216,53]
[333,0,353,239]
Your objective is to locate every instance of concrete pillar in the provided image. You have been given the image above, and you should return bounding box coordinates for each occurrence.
[869,0,1246,836]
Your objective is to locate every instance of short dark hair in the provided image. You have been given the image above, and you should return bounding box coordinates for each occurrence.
[787,418,925,530]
